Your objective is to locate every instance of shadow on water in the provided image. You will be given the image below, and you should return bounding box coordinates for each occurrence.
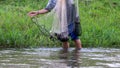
[0,48,120,68]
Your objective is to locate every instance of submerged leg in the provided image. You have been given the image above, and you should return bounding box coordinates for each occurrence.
[62,41,69,51]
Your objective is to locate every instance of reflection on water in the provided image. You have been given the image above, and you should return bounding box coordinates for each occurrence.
[0,48,120,68]
[59,49,81,68]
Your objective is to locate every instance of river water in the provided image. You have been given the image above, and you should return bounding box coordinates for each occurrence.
[0,48,120,68]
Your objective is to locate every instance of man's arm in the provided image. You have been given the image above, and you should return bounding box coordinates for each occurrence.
[37,0,56,14]
[28,9,48,17]
[45,0,56,12]
[37,9,49,14]
[28,0,56,17]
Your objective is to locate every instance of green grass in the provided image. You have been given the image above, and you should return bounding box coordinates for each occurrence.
[79,0,120,48]
[0,0,120,48]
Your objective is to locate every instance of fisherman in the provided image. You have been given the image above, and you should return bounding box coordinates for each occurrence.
[28,0,82,51]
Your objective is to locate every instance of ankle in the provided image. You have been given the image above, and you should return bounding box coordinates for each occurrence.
[76,48,82,50]
[76,45,82,49]
[63,46,69,49]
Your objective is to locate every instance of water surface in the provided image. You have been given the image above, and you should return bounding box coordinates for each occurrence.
[0,48,120,68]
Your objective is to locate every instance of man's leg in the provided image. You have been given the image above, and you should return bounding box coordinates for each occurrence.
[62,41,69,50]
[73,39,82,50]
[69,32,82,50]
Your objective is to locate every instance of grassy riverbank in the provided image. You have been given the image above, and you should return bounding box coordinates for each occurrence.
[0,0,120,48]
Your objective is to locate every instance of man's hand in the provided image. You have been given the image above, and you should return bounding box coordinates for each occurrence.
[28,11,39,17]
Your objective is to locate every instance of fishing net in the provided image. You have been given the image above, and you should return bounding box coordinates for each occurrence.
[32,0,80,45]
[50,0,81,38]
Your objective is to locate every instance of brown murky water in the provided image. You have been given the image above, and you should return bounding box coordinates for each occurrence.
[0,48,120,68]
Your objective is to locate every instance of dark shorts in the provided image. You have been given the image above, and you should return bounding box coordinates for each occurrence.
[68,22,79,40]
[58,22,79,42]
[69,31,79,40]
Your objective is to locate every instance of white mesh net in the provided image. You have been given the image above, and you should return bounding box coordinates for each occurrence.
[36,0,80,39]
[50,0,68,39]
